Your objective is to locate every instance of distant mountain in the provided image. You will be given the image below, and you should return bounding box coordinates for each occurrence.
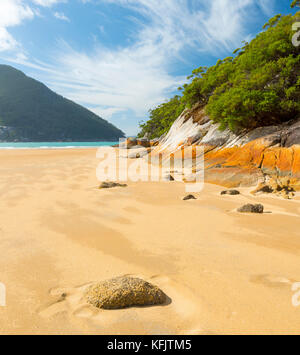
[0,65,125,142]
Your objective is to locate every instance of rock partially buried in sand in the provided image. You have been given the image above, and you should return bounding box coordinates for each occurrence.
[85,276,167,310]
[221,190,240,195]
[99,182,127,189]
[183,195,196,201]
[237,204,264,214]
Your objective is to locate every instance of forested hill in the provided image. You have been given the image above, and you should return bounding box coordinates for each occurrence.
[0,65,125,142]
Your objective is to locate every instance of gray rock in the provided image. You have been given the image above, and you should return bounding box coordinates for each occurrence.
[221,190,240,195]
[128,147,150,159]
[201,124,236,147]
[163,174,175,181]
[183,195,196,200]
[85,276,167,310]
[99,182,127,189]
[128,151,142,159]
[285,122,300,147]
[237,204,264,214]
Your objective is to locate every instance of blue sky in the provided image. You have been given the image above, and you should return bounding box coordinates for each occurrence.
[0,0,296,136]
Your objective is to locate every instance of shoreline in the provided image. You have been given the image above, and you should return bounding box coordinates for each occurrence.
[0,142,120,150]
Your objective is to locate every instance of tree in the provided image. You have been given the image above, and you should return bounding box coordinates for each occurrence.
[291,0,300,8]
[138,12,300,137]
[263,14,282,29]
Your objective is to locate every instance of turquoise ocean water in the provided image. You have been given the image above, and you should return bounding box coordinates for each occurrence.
[0,142,118,149]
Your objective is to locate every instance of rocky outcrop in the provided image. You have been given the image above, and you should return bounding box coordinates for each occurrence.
[120,137,158,149]
[145,105,300,192]
[251,177,295,199]
[85,276,166,309]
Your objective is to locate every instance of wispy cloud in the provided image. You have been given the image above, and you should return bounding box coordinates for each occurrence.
[31,0,67,7]
[54,11,70,22]
[0,0,34,52]
[0,0,280,135]
[0,0,67,52]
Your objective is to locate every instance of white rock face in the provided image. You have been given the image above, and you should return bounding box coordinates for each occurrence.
[158,112,201,151]
[151,108,285,155]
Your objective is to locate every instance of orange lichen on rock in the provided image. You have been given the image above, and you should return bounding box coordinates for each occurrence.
[291,146,300,178]
[205,166,263,188]
[202,143,300,189]
[204,147,238,168]
[224,140,268,168]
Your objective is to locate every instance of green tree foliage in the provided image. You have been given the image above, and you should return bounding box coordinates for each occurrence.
[204,13,300,130]
[0,65,125,141]
[138,96,185,139]
[139,12,300,137]
[291,0,300,8]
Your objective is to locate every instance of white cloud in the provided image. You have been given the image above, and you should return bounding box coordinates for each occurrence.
[0,0,280,135]
[0,0,34,52]
[257,0,275,16]
[33,1,271,127]
[31,0,67,7]
[0,28,18,52]
[36,40,182,116]
[0,0,67,52]
[54,12,70,22]
[92,107,127,119]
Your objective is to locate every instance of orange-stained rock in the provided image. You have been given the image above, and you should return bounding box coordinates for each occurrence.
[204,147,238,168]
[292,147,300,178]
[136,139,151,148]
[202,143,300,188]
[149,141,300,188]
[226,140,267,168]
[205,166,263,188]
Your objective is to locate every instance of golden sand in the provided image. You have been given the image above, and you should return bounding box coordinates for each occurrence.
[0,148,300,334]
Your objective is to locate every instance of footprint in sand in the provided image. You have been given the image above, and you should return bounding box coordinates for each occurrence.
[250,274,294,288]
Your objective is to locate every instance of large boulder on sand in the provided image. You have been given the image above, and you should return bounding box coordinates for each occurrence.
[85,276,167,309]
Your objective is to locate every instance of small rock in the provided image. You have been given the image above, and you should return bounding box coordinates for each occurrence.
[128,152,141,159]
[221,190,240,195]
[128,148,151,159]
[163,174,175,181]
[257,185,273,193]
[85,276,167,310]
[183,195,196,201]
[237,204,264,214]
[99,182,127,189]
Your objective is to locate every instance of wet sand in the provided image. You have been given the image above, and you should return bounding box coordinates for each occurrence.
[0,148,300,335]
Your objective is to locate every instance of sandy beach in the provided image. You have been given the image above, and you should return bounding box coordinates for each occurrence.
[1,148,300,335]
